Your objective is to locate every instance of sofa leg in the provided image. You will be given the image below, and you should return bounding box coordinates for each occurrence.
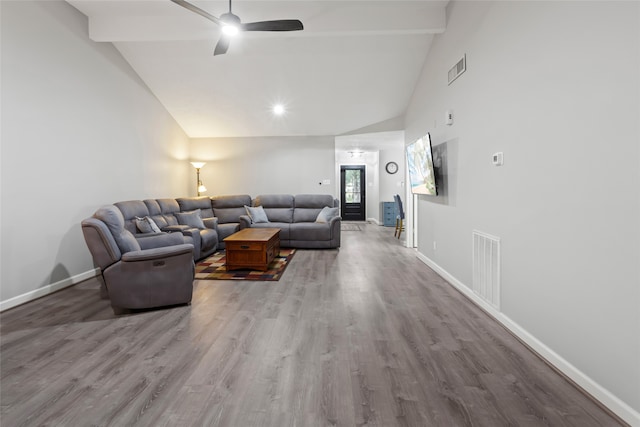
[111,306,126,315]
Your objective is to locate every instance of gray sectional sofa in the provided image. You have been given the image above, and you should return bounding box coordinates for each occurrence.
[87,193,340,262]
[208,194,341,249]
[239,194,341,249]
[114,197,219,261]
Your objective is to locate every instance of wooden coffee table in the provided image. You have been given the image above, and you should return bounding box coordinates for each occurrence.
[223,228,281,271]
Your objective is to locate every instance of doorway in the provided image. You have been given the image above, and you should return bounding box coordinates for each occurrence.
[340,165,366,221]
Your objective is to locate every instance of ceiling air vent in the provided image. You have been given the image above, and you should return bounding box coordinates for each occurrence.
[448,55,466,85]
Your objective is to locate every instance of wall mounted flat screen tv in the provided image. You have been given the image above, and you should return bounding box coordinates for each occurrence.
[406,133,437,195]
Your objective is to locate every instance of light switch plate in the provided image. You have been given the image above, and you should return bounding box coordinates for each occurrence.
[445,110,453,126]
[492,152,504,166]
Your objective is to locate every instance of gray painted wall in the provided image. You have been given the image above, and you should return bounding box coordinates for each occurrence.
[189,136,336,197]
[404,0,639,418]
[1,1,190,303]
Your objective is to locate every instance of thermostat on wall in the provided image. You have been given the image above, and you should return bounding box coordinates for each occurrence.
[492,152,504,166]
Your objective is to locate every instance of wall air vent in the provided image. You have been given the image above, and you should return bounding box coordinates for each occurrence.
[448,55,466,85]
[472,230,501,310]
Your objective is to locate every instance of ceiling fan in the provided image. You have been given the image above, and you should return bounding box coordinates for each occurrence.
[171,0,304,56]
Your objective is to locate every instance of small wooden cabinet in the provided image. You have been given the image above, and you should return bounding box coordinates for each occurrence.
[381,201,397,227]
[224,228,280,271]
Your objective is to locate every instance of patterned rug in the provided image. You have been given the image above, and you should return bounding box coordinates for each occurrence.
[195,249,296,281]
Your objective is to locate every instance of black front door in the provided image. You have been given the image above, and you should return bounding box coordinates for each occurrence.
[340,165,366,221]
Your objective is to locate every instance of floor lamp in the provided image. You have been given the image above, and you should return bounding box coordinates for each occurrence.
[190,162,207,196]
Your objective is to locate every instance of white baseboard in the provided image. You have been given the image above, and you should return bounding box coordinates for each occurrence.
[0,268,100,312]
[416,252,640,427]
[367,217,382,225]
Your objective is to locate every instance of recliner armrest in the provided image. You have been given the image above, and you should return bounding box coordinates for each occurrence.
[162,224,191,233]
[329,216,341,240]
[121,244,194,262]
[328,216,342,225]
[160,226,202,259]
[239,215,252,229]
[203,217,218,231]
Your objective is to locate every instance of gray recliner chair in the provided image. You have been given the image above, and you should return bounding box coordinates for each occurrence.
[81,205,195,312]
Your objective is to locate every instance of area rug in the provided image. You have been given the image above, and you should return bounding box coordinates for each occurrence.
[195,249,296,281]
[341,223,363,231]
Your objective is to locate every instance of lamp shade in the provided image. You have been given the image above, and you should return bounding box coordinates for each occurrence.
[190,162,206,169]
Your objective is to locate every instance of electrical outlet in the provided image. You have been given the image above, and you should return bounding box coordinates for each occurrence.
[433,241,437,251]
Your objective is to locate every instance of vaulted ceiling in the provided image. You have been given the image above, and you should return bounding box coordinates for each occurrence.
[67,1,448,138]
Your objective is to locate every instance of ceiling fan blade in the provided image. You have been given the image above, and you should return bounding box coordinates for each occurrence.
[170,0,221,26]
[214,36,231,56]
[241,20,304,32]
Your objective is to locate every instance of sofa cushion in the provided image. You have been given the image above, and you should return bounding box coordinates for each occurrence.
[294,194,336,209]
[213,207,246,224]
[211,195,252,224]
[290,222,332,241]
[250,222,290,241]
[293,208,320,223]
[292,194,337,223]
[255,195,294,223]
[177,197,214,218]
[211,194,252,208]
[115,199,149,218]
[94,205,141,253]
[255,194,294,208]
[157,198,181,226]
[263,208,293,223]
[244,205,269,223]
[175,210,206,229]
[315,207,340,223]
[143,199,170,229]
[115,200,151,234]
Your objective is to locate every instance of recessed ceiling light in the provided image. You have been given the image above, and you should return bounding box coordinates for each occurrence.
[272,104,285,115]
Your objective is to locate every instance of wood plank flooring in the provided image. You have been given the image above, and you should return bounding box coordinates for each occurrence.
[1,223,625,426]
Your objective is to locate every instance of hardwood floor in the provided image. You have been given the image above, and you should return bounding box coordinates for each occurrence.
[1,223,624,426]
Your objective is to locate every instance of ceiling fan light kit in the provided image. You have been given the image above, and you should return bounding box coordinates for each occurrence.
[171,0,303,56]
[221,25,239,36]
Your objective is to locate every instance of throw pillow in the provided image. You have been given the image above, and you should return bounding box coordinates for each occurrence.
[316,206,340,223]
[135,216,153,233]
[135,216,162,234]
[244,205,270,223]
[175,209,206,229]
[146,216,162,233]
